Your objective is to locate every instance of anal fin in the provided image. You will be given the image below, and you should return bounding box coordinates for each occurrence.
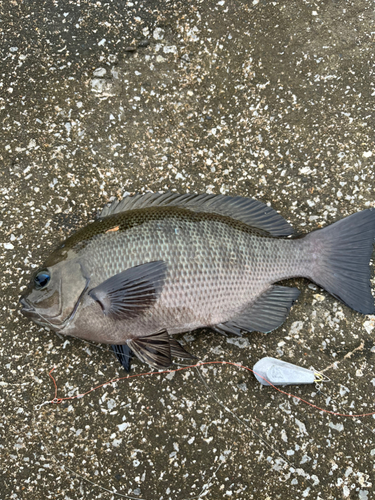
[214,285,300,335]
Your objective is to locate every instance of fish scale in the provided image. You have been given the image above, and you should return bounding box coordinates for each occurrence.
[50,208,306,339]
[20,193,375,370]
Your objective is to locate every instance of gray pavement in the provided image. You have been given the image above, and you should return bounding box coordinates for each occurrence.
[1,1,375,499]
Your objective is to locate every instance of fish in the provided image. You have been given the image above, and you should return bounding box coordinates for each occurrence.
[20,192,375,371]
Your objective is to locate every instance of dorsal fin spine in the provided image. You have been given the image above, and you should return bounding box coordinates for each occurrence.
[99,192,294,237]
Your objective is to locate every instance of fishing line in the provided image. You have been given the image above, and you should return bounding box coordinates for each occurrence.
[36,361,375,418]
[189,456,226,500]
[315,367,375,437]
[33,360,374,498]
[191,365,308,487]
[31,414,148,500]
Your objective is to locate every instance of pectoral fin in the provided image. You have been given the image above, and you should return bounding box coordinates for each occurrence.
[88,260,167,320]
[214,285,300,335]
[127,330,195,370]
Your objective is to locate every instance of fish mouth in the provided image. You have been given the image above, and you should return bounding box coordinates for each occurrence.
[19,296,50,328]
[19,296,37,317]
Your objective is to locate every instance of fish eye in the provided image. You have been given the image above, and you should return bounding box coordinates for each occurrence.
[34,270,51,289]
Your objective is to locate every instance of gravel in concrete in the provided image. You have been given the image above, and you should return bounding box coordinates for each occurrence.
[1,1,375,499]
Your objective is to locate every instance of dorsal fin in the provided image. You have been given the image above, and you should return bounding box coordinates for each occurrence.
[99,192,294,237]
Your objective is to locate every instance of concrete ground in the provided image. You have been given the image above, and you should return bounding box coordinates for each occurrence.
[1,0,375,499]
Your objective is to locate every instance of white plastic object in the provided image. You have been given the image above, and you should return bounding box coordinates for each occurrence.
[253,357,315,386]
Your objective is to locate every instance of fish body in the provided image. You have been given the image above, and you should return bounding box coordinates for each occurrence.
[20,193,375,369]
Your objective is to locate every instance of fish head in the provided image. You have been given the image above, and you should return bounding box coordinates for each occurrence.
[20,255,89,332]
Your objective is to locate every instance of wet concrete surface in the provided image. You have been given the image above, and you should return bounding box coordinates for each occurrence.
[1,0,375,498]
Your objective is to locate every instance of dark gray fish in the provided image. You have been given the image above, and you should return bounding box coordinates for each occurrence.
[20,193,375,370]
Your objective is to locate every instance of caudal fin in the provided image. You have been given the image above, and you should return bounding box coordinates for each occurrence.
[305,209,375,314]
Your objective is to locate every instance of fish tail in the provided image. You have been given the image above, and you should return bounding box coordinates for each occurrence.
[304,209,375,314]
